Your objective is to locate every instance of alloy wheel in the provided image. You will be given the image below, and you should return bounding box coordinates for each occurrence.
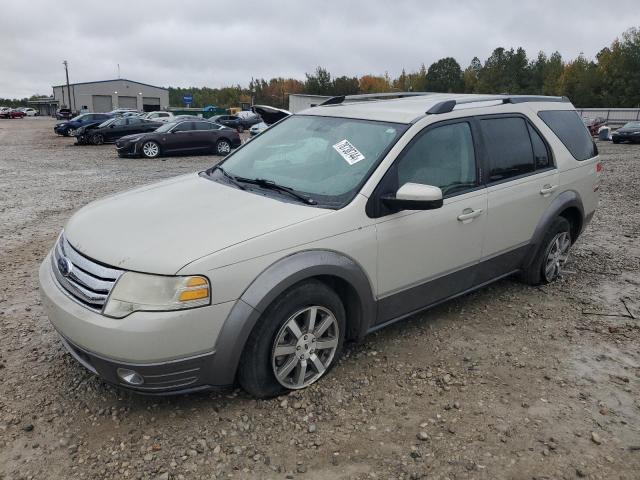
[67,128,75,137]
[271,306,339,389]
[544,231,571,282]
[217,141,231,155]
[92,134,104,145]
[142,141,159,158]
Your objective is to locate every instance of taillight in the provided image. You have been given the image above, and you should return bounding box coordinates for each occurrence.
[596,162,603,173]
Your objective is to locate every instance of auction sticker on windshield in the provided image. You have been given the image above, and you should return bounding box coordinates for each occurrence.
[333,139,365,165]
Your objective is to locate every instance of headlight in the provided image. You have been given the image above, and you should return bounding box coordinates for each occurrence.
[103,272,210,318]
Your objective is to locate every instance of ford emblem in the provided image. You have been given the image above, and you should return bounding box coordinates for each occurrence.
[57,256,73,277]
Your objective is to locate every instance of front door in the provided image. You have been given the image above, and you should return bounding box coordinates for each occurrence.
[375,120,487,323]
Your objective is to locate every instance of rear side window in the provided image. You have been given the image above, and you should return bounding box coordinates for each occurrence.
[481,117,534,182]
[528,124,551,169]
[194,122,213,130]
[538,110,596,161]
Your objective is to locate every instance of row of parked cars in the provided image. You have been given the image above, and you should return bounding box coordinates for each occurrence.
[53,105,291,159]
[0,106,38,118]
[582,115,640,144]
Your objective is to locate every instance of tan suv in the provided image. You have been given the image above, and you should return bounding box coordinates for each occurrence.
[39,93,601,397]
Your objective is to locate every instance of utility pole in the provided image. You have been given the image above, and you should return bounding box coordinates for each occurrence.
[117,63,120,79]
[63,60,73,111]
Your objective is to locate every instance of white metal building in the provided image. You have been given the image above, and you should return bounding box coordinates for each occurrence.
[288,94,332,113]
[52,78,169,113]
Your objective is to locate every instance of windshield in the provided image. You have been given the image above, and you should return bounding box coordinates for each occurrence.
[70,114,88,122]
[623,122,640,129]
[217,115,407,208]
[98,118,116,128]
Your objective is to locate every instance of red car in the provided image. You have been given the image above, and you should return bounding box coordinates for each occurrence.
[0,108,26,119]
[582,116,606,136]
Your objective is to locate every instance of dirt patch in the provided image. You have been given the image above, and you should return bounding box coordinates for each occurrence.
[0,118,639,479]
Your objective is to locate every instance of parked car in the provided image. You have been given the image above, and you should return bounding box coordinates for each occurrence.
[23,108,38,116]
[611,121,640,144]
[78,117,162,145]
[142,111,175,123]
[249,105,291,137]
[0,108,26,119]
[582,116,606,136]
[38,93,600,397]
[54,113,113,136]
[56,108,74,120]
[114,119,241,158]
[209,114,258,132]
[108,108,139,117]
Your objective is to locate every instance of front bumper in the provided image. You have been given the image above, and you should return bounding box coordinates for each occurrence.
[39,253,236,393]
[612,133,640,142]
[115,141,138,156]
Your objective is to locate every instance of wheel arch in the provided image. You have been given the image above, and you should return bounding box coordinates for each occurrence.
[522,190,584,269]
[206,250,376,386]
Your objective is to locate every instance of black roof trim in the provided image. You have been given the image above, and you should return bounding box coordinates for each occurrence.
[52,78,168,91]
[426,95,570,115]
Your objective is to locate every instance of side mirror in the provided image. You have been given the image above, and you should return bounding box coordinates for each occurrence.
[381,183,443,211]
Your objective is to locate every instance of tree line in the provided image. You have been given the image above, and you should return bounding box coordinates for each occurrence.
[166,27,639,109]
[3,27,638,110]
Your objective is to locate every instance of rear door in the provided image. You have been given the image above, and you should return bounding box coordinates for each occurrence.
[477,115,558,282]
[193,121,216,150]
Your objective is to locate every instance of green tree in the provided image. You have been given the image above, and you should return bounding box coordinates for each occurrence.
[425,57,463,92]
[305,66,332,95]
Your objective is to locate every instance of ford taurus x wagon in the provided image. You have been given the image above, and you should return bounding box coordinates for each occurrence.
[39,93,600,397]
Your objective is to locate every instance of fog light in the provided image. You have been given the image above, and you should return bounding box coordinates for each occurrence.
[117,368,144,386]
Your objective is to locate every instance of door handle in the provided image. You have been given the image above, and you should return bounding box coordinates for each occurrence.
[457,208,484,222]
[540,184,558,195]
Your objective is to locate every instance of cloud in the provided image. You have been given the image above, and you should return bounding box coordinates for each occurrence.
[1,0,638,98]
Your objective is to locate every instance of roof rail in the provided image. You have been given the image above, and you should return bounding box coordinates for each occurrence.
[426,95,570,115]
[319,91,431,106]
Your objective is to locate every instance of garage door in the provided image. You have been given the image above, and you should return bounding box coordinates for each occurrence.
[118,96,138,109]
[92,95,113,112]
[142,97,160,112]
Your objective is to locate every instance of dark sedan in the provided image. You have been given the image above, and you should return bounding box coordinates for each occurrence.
[77,117,162,145]
[209,114,259,132]
[54,113,112,136]
[115,119,241,158]
[611,121,640,144]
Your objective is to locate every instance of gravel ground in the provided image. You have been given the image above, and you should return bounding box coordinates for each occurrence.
[0,117,639,480]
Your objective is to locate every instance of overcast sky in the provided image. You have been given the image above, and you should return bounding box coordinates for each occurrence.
[2,0,639,98]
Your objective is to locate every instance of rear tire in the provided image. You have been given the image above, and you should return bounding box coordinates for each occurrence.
[520,217,572,285]
[238,280,346,398]
[141,141,160,158]
[215,139,231,156]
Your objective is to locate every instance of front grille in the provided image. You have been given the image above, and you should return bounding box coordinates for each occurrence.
[52,234,123,312]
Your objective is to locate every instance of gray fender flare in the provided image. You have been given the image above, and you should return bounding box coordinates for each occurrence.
[522,190,584,269]
[206,250,376,385]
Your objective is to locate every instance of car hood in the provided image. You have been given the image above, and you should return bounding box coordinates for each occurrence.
[616,127,640,133]
[64,173,329,274]
[251,105,291,125]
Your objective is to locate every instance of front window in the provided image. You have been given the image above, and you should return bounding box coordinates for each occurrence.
[217,115,407,208]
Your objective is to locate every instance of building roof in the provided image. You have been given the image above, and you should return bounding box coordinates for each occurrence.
[52,78,168,91]
[299,93,572,124]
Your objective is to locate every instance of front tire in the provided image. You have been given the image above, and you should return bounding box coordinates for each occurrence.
[238,281,346,398]
[66,128,75,137]
[520,217,572,285]
[141,140,160,158]
[91,134,104,145]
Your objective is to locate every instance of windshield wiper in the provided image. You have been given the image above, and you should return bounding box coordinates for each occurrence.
[212,165,246,190]
[235,177,317,205]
